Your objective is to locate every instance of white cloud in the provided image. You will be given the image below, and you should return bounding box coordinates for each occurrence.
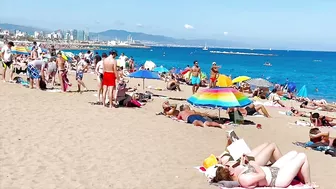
[223,32,229,36]
[136,23,143,27]
[184,24,194,29]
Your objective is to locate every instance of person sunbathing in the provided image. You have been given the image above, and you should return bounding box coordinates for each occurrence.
[288,107,311,117]
[237,104,271,118]
[301,101,336,112]
[309,128,336,147]
[217,131,282,166]
[177,104,222,128]
[268,89,285,107]
[210,151,314,188]
[162,101,179,117]
[310,113,336,126]
[166,77,181,91]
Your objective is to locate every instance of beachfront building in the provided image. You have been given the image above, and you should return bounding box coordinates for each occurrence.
[15,30,27,38]
[77,30,84,41]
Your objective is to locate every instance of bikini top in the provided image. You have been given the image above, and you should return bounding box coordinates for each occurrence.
[242,164,257,174]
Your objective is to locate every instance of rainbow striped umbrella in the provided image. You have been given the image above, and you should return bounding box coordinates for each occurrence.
[11,46,30,55]
[187,87,252,110]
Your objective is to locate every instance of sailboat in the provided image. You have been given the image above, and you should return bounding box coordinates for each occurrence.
[202,43,208,51]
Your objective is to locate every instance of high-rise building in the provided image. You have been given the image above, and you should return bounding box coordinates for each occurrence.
[84,30,89,41]
[77,30,84,41]
[70,29,77,41]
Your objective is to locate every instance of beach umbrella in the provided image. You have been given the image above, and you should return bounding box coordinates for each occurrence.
[128,70,160,89]
[11,46,30,55]
[144,60,156,70]
[297,85,308,98]
[174,68,183,74]
[286,82,296,92]
[232,76,251,84]
[187,87,252,118]
[246,78,273,88]
[153,66,169,73]
[216,74,233,87]
[181,69,190,75]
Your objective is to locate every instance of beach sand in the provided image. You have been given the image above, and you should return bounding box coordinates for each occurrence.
[1,71,335,189]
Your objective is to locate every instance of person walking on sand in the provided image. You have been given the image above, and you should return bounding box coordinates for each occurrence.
[189,60,202,94]
[209,62,220,88]
[102,50,119,108]
[1,41,15,82]
[95,52,107,103]
[76,55,89,92]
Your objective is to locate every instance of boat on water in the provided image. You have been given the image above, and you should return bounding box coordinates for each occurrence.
[202,44,208,51]
[264,62,272,66]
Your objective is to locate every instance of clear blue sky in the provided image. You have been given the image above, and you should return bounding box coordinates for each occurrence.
[1,0,336,50]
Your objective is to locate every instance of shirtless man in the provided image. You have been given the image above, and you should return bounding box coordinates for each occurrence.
[177,104,222,128]
[209,62,220,88]
[189,60,202,94]
[56,51,66,92]
[102,50,119,108]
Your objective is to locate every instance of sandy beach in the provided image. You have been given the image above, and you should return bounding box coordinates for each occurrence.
[1,71,336,189]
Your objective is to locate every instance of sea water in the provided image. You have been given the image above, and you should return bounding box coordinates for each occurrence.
[69,47,336,102]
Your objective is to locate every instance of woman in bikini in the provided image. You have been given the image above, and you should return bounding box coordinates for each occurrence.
[211,151,313,188]
[310,112,336,126]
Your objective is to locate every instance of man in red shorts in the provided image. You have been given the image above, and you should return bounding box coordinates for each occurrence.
[102,50,119,108]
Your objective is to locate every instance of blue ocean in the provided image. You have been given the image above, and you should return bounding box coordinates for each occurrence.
[69,47,336,102]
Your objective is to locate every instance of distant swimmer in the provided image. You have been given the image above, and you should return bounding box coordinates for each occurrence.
[315,88,319,92]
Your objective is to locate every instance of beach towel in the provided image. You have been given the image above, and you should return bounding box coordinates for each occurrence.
[27,64,40,79]
[195,166,314,189]
[293,141,331,151]
[61,71,71,92]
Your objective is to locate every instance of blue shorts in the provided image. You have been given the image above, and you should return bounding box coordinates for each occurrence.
[76,71,83,80]
[27,65,41,79]
[191,76,201,85]
[187,115,207,124]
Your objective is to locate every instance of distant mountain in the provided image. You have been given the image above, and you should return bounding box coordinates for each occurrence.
[0,23,50,35]
[1,23,245,47]
[91,29,246,47]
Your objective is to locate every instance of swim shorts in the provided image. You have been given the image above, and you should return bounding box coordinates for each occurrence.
[191,76,201,85]
[102,72,116,86]
[76,71,84,80]
[245,106,257,116]
[210,77,217,83]
[27,64,41,79]
[187,114,207,124]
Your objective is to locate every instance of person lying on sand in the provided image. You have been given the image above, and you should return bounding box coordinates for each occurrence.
[162,101,179,117]
[217,131,282,166]
[235,104,271,118]
[210,150,315,188]
[287,107,311,117]
[309,128,336,148]
[177,104,222,128]
[300,101,336,112]
[310,112,336,127]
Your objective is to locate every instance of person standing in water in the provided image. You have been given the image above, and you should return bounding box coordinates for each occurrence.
[209,62,220,88]
[102,50,119,108]
[189,60,202,94]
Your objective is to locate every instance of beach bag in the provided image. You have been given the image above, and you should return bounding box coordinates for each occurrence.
[229,110,244,124]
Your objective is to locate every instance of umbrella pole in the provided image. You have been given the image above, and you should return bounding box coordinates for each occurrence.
[218,109,221,120]
[143,78,145,90]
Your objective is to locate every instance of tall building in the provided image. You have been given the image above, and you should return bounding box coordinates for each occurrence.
[84,30,89,41]
[77,30,84,41]
[70,29,77,41]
